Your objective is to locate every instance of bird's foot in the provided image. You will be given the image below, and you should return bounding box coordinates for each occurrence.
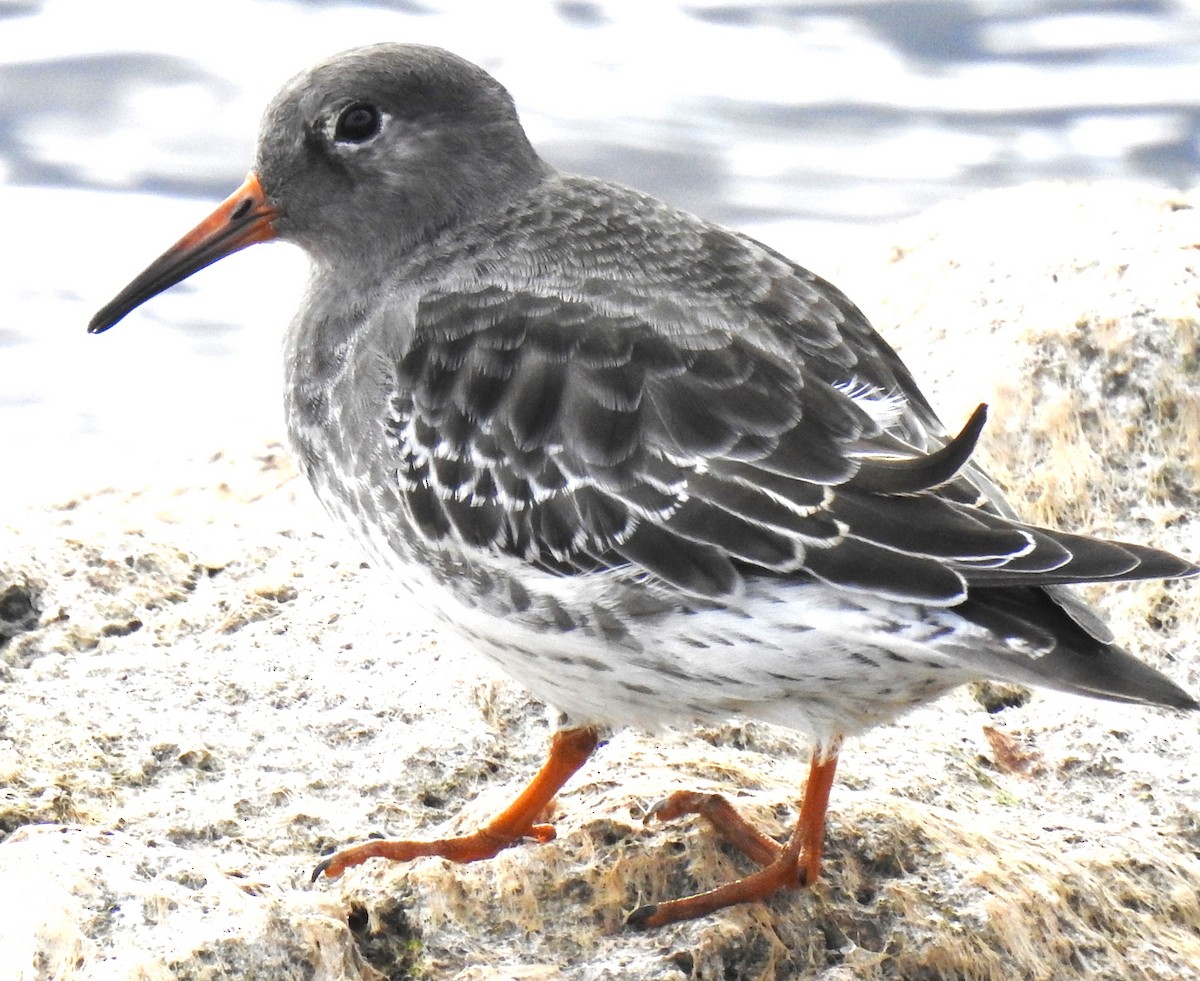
[626,845,811,929]
[645,790,787,867]
[311,726,600,882]
[312,821,557,881]
[627,739,842,928]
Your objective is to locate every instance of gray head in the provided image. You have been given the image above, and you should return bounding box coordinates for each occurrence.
[259,43,548,264]
[89,44,548,333]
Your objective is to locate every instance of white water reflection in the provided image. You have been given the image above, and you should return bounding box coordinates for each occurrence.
[0,0,1197,505]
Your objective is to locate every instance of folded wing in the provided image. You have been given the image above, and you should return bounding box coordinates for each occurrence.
[386,286,1196,608]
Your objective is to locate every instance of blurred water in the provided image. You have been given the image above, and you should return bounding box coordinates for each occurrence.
[1,0,1198,506]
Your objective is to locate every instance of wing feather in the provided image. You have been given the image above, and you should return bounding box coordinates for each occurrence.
[381,285,1195,604]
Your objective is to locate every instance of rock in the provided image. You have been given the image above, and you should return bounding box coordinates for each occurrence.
[2,824,371,981]
[2,182,1198,980]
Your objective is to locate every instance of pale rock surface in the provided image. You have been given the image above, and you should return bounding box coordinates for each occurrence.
[2,182,1198,980]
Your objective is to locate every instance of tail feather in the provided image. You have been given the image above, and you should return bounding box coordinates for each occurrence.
[956,586,1197,710]
[1031,640,1199,710]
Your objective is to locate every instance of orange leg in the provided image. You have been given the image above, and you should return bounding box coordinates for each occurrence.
[312,726,600,881]
[629,737,842,928]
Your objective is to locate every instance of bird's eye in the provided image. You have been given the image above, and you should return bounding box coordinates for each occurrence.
[334,102,382,143]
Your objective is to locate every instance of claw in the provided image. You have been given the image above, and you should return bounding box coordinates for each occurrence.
[624,903,659,930]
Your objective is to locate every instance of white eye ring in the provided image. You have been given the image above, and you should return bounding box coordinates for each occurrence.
[334,102,384,144]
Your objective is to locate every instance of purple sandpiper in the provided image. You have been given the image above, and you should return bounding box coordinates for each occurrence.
[88,43,1197,928]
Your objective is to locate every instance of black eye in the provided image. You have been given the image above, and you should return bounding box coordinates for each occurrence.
[334,102,381,143]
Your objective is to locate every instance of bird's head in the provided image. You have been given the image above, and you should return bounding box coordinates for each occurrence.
[89,43,546,334]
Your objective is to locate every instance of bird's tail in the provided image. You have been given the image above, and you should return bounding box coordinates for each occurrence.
[956,584,1197,710]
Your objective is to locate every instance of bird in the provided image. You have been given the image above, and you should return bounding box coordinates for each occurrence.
[88,43,1197,929]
